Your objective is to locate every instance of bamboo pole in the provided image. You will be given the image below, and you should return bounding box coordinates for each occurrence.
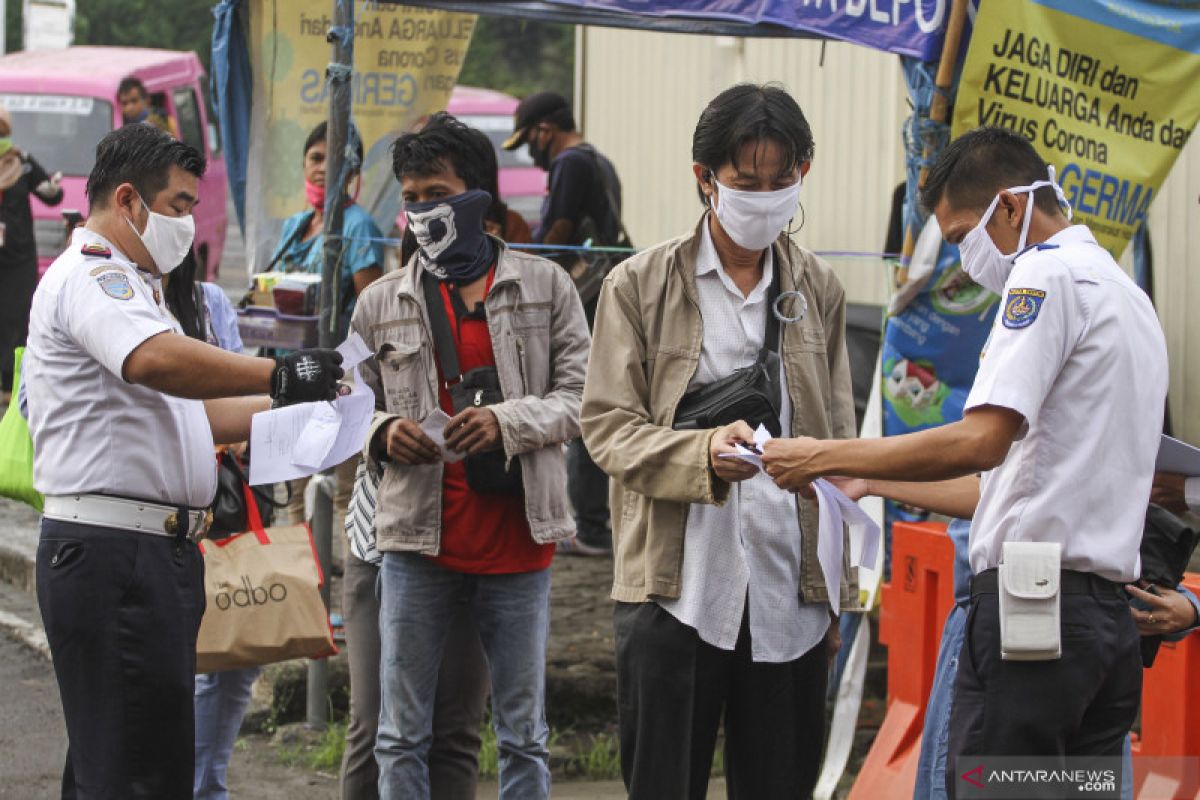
[896,0,970,287]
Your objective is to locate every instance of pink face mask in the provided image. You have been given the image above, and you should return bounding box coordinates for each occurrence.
[304,175,361,210]
[304,179,325,210]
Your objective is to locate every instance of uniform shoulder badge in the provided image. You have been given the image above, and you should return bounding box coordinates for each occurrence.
[80,241,112,258]
[95,270,134,301]
[1002,288,1046,329]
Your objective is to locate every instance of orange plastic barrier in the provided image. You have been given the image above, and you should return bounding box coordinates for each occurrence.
[1131,571,1200,799]
[849,521,955,800]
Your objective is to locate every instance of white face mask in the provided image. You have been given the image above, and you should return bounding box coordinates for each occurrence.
[125,193,195,274]
[711,177,802,251]
[958,166,1071,294]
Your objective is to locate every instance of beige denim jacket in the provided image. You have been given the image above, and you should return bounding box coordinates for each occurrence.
[581,216,859,607]
[352,240,591,552]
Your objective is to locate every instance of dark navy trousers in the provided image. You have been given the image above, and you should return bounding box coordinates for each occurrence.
[37,518,206,799]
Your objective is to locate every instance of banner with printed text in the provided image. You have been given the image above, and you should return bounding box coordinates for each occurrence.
[952,0,1200,258]
[244,1,475,272]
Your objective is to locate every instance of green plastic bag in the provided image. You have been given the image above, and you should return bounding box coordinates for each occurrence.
[0,348,43,511]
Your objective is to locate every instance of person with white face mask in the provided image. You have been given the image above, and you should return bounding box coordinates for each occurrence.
[762,126,1168,794]
[23,124,345,799]
[581,84,857,799]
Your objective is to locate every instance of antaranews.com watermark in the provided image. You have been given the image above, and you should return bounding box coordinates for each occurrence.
[956,757,1121,798]
[955,756,1200,799]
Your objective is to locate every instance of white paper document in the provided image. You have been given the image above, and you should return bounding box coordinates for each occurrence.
[335,331,372,370]
[1156,434,1200,477]
[419,408,466,464]
[716,423,881,614]
[249,365,376,485]
[811,478,882,615]
[717,424,773,469]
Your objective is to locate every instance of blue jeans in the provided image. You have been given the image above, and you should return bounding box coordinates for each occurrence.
[913,605,967,800]
[376,553,552,800]
[194,666,261,800]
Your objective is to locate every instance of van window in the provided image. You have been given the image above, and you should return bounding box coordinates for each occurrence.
[456,114,535,170]
[172,88,205,154]
[0,94,112,177]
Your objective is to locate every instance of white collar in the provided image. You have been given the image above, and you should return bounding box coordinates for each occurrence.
[696,217,773,302]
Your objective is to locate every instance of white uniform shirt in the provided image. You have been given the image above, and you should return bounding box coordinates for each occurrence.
[25,228,217,508]
[656,224,830,663]
[966,225,1168,582]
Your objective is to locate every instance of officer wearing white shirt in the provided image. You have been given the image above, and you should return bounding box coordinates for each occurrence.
[25,124,344,799]
[762,127,1168,794]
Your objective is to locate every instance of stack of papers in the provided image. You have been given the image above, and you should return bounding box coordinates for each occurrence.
[718,424,881,614]
[249,334,377,485]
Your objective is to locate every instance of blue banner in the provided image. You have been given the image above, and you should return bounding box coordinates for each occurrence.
[401,0,954,59]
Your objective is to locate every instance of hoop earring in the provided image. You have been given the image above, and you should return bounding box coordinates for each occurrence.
[785,203,807,237]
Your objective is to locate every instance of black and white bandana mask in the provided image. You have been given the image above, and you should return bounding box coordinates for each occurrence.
[404,189,494,283]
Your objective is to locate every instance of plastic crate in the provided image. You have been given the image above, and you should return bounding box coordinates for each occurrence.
[236,307,320,351]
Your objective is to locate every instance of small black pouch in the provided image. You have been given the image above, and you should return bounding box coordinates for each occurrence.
[673,256,783,436]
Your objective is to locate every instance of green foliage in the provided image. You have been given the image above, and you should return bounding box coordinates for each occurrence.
[278,720,348,773]
[3,0,213,70]
[576,732,622,781]
[3,7,574,106]
[458,17,575,102]
[478,719,500,779]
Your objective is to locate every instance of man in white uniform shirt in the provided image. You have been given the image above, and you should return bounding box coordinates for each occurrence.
[25,124,344,799]
[763,127,1168,795]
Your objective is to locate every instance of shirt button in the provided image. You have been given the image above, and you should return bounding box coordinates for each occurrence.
[50,555,59,565]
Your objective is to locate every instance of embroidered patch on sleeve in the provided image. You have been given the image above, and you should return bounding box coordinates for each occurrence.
[1002,288,1046,329]
[95,270,134,301]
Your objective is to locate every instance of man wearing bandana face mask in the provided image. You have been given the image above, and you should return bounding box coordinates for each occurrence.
[23,124,344,799]
[353,112,590,799]
[763,127,1169,793]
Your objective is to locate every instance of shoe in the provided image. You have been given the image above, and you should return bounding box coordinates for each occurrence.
[556,536,610,557]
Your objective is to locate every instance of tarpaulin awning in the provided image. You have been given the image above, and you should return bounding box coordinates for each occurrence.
[393,0,952,60]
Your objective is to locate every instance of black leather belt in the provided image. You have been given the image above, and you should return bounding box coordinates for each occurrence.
[971,568,1127,600]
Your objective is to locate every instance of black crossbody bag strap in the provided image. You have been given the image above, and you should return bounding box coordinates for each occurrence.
[421,271,461,384]
[758,253,782,362]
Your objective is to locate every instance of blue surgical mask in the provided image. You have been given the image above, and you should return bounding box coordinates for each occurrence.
[404,189,494,284]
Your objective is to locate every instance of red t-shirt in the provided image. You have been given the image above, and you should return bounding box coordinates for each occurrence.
[430,269,554,574]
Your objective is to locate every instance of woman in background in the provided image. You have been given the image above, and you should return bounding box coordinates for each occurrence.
[164,249,256,800]
[0,104,63,400]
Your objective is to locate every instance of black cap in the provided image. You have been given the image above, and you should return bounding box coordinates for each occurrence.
[503,92,570,150]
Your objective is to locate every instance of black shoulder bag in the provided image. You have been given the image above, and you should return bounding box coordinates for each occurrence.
[672,259,784,437]
[421,272,524,496]
[209,449,289,539]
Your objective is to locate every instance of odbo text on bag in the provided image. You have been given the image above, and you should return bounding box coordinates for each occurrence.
[214,576,288,610]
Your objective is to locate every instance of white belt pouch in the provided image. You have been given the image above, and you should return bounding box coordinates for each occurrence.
[998,541,1062,661]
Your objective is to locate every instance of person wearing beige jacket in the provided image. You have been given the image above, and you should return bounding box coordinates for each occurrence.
[581,84,858,800]
[353,113,590,800]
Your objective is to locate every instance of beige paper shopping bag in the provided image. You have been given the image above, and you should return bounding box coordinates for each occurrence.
[196,520,336,673]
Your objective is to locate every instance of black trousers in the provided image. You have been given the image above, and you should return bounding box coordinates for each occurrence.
[946,585,1142,798]
[614,601,829,800]
[36,518,206,800]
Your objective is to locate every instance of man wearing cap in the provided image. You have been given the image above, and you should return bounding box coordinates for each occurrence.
[25,124,343,798]
[505,92,625,555]
[0,104,62,400]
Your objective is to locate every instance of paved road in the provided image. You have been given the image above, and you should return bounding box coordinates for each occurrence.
[0,632,66,799]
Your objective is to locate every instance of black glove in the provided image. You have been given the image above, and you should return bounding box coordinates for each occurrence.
[271,349,345,406]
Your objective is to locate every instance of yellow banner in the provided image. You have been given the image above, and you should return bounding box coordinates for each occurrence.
[952,0,1200,257]
[245,1,475,270]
